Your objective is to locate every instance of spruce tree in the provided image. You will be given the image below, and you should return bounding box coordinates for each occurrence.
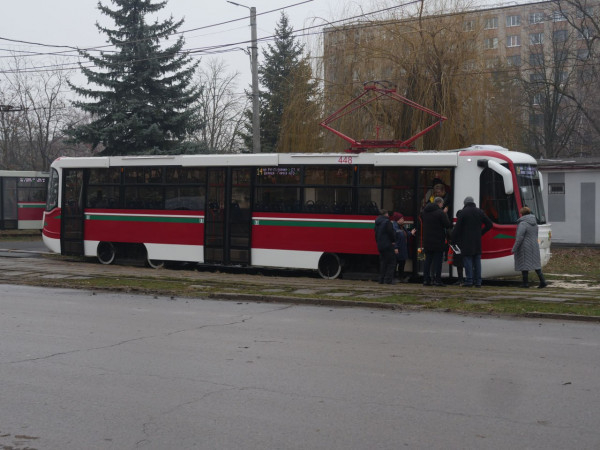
[243,12,318,153]
[67,0,200,155]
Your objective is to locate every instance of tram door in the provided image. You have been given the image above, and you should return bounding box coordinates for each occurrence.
[0,177,17,229]
[204,168,252,265]
[61,168,85,256]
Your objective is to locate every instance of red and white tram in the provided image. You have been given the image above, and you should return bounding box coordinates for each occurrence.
[42,145,551,279]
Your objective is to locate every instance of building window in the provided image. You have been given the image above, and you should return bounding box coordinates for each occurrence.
[576,6,595,19]
[507,15,521,27]
[507,35,521,47]
[484,37,499,49]
[529,113,544,127]
[464,60,477,71]
[463,20,474,32]
[484,17,498,29]
[507,54,522,66]
[532,92,545,105]
[577,48,590,60]
[529,52,544,66]
[530,32,544,45]
[485,57,500,68]
[549,183,565,194]
[552,10,567,22]
[553,29,568,42]
[554,50,568,64]
[529,12,545,24]
[558,71,568,84]
[578,27,592,40]
[530,73,544,83]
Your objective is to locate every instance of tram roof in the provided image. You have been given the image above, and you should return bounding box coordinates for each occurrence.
[52,152,460,168]
[51,146,536,169]
[0,170,49,177]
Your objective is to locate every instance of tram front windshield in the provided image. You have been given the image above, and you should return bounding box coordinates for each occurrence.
[515,164,546,224]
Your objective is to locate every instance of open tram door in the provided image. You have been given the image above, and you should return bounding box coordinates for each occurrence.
[60,168,85,256]
[204,167,252,266]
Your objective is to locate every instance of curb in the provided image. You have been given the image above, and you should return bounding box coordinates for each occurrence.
[523,312,600,322]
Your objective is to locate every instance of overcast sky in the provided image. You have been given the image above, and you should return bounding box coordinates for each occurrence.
[1,0,519,93]
[1,0,350,91]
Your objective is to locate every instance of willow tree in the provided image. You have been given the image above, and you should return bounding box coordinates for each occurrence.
[277,60,323,152]
[67,0,200,155]
[322,0,524,151]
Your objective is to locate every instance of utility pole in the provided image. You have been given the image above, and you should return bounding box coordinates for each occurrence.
[227,1,261,153]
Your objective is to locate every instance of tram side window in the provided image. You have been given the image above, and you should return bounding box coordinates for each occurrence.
[63,169,84,215]
[123,167,164,209]
[304,187,352,213]
[357,167,382,215]
[256,167,301,184]
[305,166,352,185]
[255,187,301,212]
[383,168,415,217]
[254,167,302,212]
[17,177,48,202]
[480,168,518,224]
[165,167,206,210]
[87,168,121,209]
[124,167,162,184]
[304,166,353,214]
[46,169,59,211]
[166,167,206,184]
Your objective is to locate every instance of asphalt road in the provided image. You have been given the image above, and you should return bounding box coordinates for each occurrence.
[0,284,599,449]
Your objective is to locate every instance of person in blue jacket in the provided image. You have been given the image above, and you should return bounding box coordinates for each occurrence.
[391,212,415,282]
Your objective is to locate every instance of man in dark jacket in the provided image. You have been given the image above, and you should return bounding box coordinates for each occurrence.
[421,197,452,286]
[451,196,493,287]
[374,209,396,284]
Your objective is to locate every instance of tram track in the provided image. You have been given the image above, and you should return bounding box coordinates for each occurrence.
[0,249,599,322]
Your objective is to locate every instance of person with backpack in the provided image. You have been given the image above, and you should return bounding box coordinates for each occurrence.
[451,196,493,287]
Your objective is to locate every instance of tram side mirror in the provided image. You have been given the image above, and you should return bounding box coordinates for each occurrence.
[477,159,514,195]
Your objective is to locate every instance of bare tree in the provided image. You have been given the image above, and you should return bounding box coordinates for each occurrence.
[552,0,600,156]
[0,90,26,169]
[193,59,247,153]
[0,56,77,170]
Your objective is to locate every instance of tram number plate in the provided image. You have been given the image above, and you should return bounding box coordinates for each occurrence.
[337,156,353,164]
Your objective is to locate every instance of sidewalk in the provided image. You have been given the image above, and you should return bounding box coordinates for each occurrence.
[1,248,599,322]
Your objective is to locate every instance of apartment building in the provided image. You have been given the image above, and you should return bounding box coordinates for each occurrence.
[322,1,599,156]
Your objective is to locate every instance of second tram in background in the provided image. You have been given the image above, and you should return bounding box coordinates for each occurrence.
[0,170,49,230]
[41,145,551,279]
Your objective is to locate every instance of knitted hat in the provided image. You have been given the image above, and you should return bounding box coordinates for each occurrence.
[391,212,404,222]
[464,196,475,205]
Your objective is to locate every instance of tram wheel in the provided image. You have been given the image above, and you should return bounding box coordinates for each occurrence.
[317,252,342,279]
[97,241,116,265]
[146,252,165,269]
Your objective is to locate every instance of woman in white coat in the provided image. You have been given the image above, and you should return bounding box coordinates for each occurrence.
[512,206,547,288]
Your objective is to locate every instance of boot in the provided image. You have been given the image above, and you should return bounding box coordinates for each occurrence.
[520,271,529,288]
[536,269,548,288]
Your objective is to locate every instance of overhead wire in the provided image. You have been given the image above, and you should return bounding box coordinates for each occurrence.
[0,0,416,75]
